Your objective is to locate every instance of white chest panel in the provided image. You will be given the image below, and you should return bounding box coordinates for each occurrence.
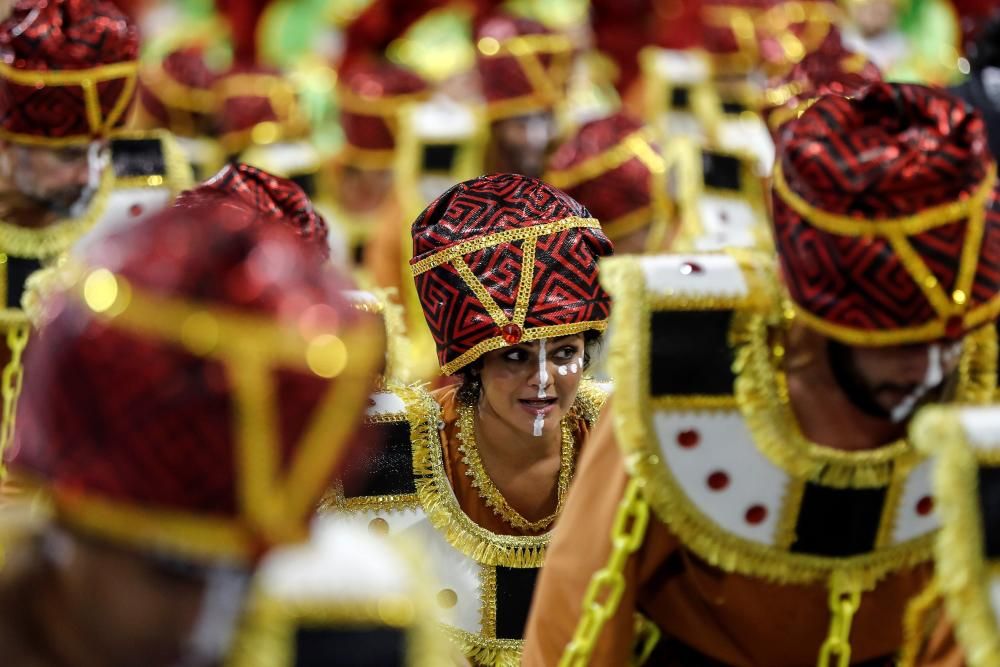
[655,410,789,545]
[989,575,1000,628]
[717,118,774,176]
[891,457,938,543]
[662,111,705,140]
[242,141,321,177]
[400,515,482,635]
[366,390,407,419]
[650,49,710,84]
[639,253,749,297]
[72,187,174,254]
[694,195,759,251]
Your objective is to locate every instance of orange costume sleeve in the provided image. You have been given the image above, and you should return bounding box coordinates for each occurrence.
[904,594,966,667]
[522,403,935,666]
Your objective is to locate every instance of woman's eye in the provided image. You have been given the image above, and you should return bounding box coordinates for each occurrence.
[553,346,579,361]
[503,350,528,362]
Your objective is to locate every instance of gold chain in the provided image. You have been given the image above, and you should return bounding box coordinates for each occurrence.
[816,575,862,667]
[457,402,575,532]
[0,322,29,478]
[559,476,650,667]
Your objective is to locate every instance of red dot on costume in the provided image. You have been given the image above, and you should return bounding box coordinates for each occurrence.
[129,204,143,217]
[707,471,730,490]
[916,496,934,516]
[745,504,768,524]
[367,397,377,407]
[500,323,522,345]
[679,261,704,275]
[676,429,700,448]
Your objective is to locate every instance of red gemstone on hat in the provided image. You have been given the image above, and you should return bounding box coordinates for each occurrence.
[745,504,768,524]
[707,471,730,490]
[945,316,964,339]
[916,496,934,516]
[129,204,143,217]
[500,323,523,345]
[680,261,703,275]
[676,429,700,448]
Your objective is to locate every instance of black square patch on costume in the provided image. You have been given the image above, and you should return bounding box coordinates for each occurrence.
[293,626,406,666]
[494,566,540,640]
[649,310,736,397]
[791,483,887,557]
[111,138,166,178]
[5,256,41,310]
[422,144,459,173]
[340,421,415,498]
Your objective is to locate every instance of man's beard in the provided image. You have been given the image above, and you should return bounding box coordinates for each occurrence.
[30,183,96,217]
[827,341,951,423]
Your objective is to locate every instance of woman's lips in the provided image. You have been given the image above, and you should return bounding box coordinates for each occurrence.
[519,397,557,416]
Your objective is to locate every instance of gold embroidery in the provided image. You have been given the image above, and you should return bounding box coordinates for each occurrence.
[457,402,574,532]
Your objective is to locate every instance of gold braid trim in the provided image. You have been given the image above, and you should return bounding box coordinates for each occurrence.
[407,384,550,568]
[914,408,1000,667]
[601,254,948,585]
[441,625,523,667]
[139,60,217,113]
[544,130,664,191]
[0,165,114,258]
[337,86,430,116]
[773,161,997,238]
[411,217,600,275]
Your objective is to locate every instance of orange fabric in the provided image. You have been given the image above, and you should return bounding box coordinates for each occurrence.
[364,195,405,293]
[522,404,934,666]
[909,598,966,667]
[430,385,591,537]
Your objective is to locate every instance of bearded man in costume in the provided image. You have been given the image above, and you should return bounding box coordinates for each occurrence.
[522,82,1000,666]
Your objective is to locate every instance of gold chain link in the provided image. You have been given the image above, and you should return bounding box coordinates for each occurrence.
[817,575,862,667]
[559,477,650,667]
[0,323,29,478]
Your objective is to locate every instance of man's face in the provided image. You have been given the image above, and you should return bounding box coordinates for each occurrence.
[838,340,963,421]
[338,164,394,212]
[7,142,103,216]
[54,529,249,667]
[489,112,556,177]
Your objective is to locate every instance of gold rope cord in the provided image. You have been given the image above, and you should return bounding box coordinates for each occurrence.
[0,321,28,479]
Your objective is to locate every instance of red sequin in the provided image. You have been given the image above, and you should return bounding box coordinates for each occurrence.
[945,316,964,340]
[680,261,703,275]
[916,496,934,516]
[676,429,699,448]
[129,204,143,217]
[500,323,523,345]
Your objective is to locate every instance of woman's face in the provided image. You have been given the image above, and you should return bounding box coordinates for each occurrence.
[477,334,587,439]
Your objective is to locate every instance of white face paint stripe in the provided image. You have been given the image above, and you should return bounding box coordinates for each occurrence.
[537,342,548,399]
[890,343,945,424]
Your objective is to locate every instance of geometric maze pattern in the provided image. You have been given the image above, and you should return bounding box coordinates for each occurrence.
[773,82,1000,339]
[0,0,139,140]
[411,174,613,372]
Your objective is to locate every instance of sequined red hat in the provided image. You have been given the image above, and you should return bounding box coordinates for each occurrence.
[138,47,219,137]
[411,173,613,375]
[763,29,881,135]
[179,163,330,258]
[546,112,668,244]
[6,189,385,563]
[475,13,573,121]
[0,0,140,146]
[773,82,1000,346]
[213,0,311,154]
[337,60,428,170]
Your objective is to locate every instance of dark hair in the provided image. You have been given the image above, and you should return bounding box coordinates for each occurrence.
[455,329,604,406]
[970,12,1000,72]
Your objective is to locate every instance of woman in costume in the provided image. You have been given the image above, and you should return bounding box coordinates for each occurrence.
[328,173,612,665]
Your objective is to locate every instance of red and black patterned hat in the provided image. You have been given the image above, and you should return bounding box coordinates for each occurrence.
[773,82,1000,346]
[178,163,330,257]
[0,0,140,146]
[137,47,218,137]
[545,112,668,244]
[411,173,613,375]
[337,60,428,170]
[475,12,573,121]
[763,29,881,135]
[6,183,385,564]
